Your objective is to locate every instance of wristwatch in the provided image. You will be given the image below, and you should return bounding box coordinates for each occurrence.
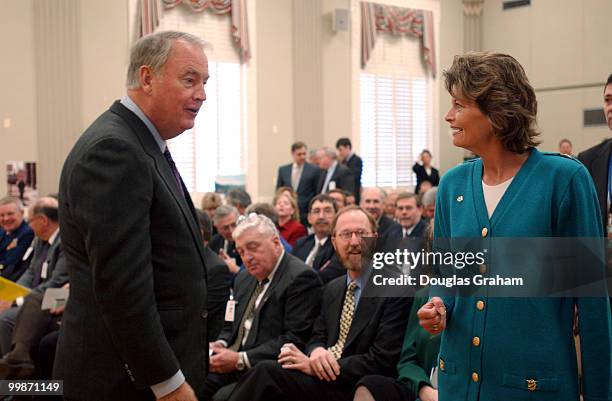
[236,352,246,371]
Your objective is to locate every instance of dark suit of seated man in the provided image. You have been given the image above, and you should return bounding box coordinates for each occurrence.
[292,194,345,284]
[227,207,411,401]
[203,214,322,401]
[0,196,35,282]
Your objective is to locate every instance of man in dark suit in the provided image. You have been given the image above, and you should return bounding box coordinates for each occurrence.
[292,194,345,284]
[203,214,322,400]
[227,207,411,401]
[317,147,355,195]
[395,192,428,238]
[361,188,402,247]
[336,138,363,204]
[276,142,322,225]
[0,197,68,356]
[196,210,231,342]
[210,205,242,275]
[0,197,34,282]
[578,74,612,232]
[55,31,209,401]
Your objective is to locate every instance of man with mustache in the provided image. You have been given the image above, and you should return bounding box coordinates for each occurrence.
[227,206,411,401]
[292,195,344,283]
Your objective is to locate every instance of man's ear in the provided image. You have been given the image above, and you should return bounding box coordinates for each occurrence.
[139,65,155,94]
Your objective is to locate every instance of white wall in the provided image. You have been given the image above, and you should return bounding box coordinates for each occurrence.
[0,0,37,197]
[482,0,612,155]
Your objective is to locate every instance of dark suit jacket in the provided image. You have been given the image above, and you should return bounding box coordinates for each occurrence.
[0,221,35,282]
[317,163,355,195]
[378,215,402,241]
[578,139,612,232]
[209,234,243,267]
[306,271,411,386]
[292,235,345,284]
[343,154,363,203]
[55,101,208,401]
[204,247,231,342]
[276,162,322,220]
[17,235,69,294]
[218,252,322,366]
[404,218,428,238]
[412,163,440,194]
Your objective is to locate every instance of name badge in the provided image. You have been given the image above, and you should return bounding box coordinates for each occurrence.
[225,300,237,322]
[41,262,49,279]
[328,181,336,190]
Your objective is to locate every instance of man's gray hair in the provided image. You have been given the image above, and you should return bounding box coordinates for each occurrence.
[126,31,205,89]
[0,196,23,210]
[320,147,337,159]
[233,214,279,241]
[421,187,438,207]
[361,187,385,201]
[213,204,239,224]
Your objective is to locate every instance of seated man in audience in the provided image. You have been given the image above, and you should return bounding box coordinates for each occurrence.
[420,187,437,221]
[327,189,347,211]
[346,193,357,207]
[395,193,427,238]
[384,190,399,220]
[0,196,34,282]
[360,188,402,247]
[227,206,411,401]
[196,210,231,342]
[210,205,243,274]
[0,197,68,357]
[226,188,252,216]
[203,214,322,401]
[293,195,345,284]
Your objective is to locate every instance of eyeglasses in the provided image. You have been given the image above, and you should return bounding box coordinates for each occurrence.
[334,230,374,240]
[310,207,334,215]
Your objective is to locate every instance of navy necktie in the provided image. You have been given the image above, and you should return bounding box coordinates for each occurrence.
[163,147,185,197]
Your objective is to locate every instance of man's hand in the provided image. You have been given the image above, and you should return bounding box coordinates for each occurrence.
[209,347,239,374]
[209,341,226,354]
[219,250,240,274]
[50,303,65,315]
[0,300,12,314]
[308,347,340,382]
[157,382,197,401]
[418,385,438,401]
[278,343,312,375]
[417,297,447,334]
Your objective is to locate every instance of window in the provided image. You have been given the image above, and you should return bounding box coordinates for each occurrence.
[360,28,433,188]
[157,5,246,192]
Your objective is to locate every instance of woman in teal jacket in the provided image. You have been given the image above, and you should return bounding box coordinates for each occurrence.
[418,52,612,401]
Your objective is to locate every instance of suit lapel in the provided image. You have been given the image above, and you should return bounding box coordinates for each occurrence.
[343,297,378,351]
[231,276,258,342]
[327,280,346,345]
[109,102,207,267]
[258,253,288,308]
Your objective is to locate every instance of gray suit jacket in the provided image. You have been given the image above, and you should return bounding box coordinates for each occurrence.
[17,235,68,294]
[55,101,208,401]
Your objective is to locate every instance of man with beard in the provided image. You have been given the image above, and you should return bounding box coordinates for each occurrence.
[292,195,344,283]
[227,206,411,401]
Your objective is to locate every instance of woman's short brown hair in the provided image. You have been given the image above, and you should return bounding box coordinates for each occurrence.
[444,52,540,153]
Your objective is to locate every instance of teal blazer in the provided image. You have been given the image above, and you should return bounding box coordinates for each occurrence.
[433,148,612,401]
